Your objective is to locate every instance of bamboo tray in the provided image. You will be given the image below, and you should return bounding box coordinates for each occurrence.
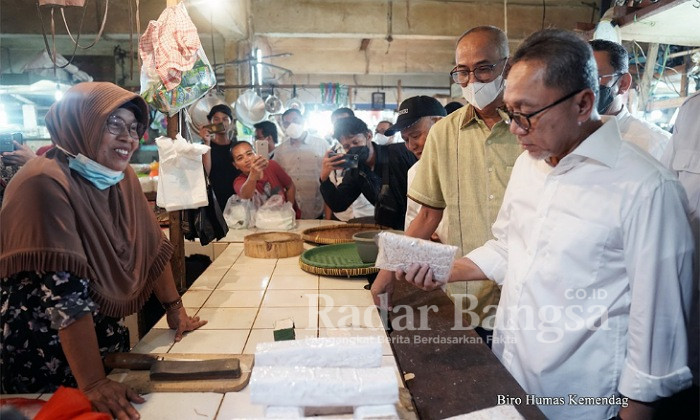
[244,232,303,258]
[299,243,379,277]
[301,223,385,245]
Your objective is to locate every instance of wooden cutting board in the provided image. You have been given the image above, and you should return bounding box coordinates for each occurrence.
[107,353,254,394]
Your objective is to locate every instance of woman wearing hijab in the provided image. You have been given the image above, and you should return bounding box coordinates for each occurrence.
[0,82,206,419]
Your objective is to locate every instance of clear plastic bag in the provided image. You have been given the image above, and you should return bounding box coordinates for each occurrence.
[374,231,458,282]
[140,46,216,116]
[254,195,296,230]
[223,194,257,230]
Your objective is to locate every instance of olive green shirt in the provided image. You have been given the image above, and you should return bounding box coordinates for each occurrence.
[408,105,521,328]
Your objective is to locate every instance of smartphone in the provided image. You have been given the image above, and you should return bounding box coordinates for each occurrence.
[203,123,226,134]
[328,152,359,169]
[255,139,269,160]
[0,132,22,154]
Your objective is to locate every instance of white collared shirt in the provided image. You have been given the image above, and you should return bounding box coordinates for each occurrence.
[614,105,670,160]
[273,132,329,219]
[468,118,694,419]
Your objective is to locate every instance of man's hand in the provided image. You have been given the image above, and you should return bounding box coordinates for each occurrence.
[371,269,396,310]
[82,377,144,420]
[166,307,207,342]
[249,155,268,181]
[1,141,36,166]
[320,150,345,181]
[398,262,443,291]
[198,127,212,145]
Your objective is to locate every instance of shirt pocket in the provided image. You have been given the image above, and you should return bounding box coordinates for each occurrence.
[541,213,611,291]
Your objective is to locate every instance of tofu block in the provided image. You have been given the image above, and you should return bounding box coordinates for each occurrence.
[255,336,382,368]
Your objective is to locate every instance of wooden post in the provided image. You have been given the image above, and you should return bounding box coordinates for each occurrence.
[165,0,186,293]
[638,43,659,113]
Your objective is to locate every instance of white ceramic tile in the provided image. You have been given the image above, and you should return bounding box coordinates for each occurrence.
[133,392,222,419]
[317,305,384,329]
[319,328,393,356]
[230,265,276,276]
[168,329,249,354]
[274,256,301,267]
[212,242,231,261]
[267,274,319,290]
[218,388,265,419]
[319,275,370,290]
[253,306,319,330]
[220,229,253,243]
[194,307,258,329]
[318,289,374,307]
[217,270,270,290]
[152,307,199,329]
[181,289,214,307]
[233,255,275,266]
[261,290,319,308]
[243,328,317,354]
[130,328,174,354]
[212,244,243,263]
[203,290,265,308]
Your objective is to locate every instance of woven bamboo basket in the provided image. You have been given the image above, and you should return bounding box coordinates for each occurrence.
[244,232,304,258]
[298,243,379,277]
[301,223,385,245]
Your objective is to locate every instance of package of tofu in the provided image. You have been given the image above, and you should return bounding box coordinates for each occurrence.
[374,231,459,283]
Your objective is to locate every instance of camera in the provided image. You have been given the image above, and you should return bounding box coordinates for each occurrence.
[329,152,359,170]
[0,132,23,154]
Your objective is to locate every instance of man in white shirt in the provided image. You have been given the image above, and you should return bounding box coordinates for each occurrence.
[273,108,329,219]
[662,90,700,392]
[590,39,671,160]
[399,29,694,419]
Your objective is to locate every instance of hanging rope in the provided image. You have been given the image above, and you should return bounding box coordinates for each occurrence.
[60,0,109,49]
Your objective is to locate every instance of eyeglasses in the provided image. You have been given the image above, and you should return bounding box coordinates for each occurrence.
[106,116,143,140]
[498,89,583,133]
[450,58,507,84]
[597,72,623,84]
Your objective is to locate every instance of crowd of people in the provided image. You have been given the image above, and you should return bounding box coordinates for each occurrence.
[0,24,697,420]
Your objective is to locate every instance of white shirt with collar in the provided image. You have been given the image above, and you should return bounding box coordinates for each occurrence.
[614,104,670,160]
[273,132,329,219]
[467,118,694,419]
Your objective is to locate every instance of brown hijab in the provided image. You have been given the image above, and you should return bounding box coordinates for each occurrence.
[0,82,173,318]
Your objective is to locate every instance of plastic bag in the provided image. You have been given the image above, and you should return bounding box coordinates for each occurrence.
[155,134,210,211]
[254,195,296,230]
[140,47,216,116]
[223,195,257,230]
[374,231,458,283]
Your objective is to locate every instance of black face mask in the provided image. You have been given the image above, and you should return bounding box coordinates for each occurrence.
[348,145,370,164]
[597,76,620,114]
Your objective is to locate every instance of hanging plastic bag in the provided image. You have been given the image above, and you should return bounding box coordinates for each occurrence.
[139,2,215,116]
[223,195,258,230]
[254,195,296,230]
[155,134,210,211]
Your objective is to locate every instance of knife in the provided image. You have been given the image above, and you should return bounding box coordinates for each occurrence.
[104,353,241,381]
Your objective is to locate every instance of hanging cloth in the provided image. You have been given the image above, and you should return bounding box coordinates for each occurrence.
[139,2,201,91]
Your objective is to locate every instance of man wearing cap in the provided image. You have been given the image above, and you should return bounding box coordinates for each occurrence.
[199,104,240,211]
[319,116,416,229]
[386,96,448,241]
[372,26,521,340]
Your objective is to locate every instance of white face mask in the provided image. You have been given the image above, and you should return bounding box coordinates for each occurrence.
[373,132,391,145]
[461,75,505,110]
[285,123,304,139]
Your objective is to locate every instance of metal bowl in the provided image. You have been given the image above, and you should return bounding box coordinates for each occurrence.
[235,89,268,127]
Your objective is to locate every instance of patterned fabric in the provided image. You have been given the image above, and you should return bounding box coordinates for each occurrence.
[139,2,201,90]
[0,160,20,207]
[1,271,129,393]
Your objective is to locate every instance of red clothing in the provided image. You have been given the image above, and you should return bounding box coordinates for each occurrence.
[233,160,301,218]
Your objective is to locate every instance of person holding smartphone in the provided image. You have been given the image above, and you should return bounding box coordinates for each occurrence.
[198,104,240,211]
[319,116,416,229]
[0,137,37,206]
[231,141,301,219]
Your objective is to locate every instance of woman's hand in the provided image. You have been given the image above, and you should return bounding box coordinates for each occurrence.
[320,150,345,181]
[1,141,36,166]
[82,377,144,420]
[166,306,207,342]
[249,155,268,181]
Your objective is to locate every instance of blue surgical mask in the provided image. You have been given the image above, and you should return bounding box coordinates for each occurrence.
[57,146,124,190]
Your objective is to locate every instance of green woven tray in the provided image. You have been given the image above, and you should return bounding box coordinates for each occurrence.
[299,243,379,276]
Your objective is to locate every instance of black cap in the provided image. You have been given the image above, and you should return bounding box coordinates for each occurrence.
[207,104,233,121]
[385,96,446,136]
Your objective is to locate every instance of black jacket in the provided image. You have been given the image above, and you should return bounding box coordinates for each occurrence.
[320,142,417,229]
[209,142,240,211]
